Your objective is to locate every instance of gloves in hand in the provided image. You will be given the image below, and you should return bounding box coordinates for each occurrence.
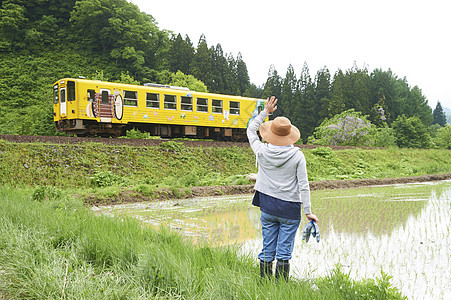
[302,220,320,243]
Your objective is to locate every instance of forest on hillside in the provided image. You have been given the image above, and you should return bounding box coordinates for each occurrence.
[0,0,449,148]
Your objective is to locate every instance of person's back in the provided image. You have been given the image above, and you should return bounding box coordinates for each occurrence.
[247,96,318,279]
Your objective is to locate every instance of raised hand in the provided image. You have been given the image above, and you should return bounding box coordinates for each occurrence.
[264,96,278,114]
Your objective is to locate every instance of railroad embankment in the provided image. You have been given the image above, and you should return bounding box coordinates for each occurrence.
[1,136,451,204]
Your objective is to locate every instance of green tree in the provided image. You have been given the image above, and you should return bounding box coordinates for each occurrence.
[168,33,194,74]
[243,83,263,98]
[279,64,297,118]
[390,76,410,120]
[407,86,433,126]
[224,53,239,95]
[314,67,331,125]
[190,34,214,90]
[370,69,394,123]
[432,101,447,127]
[262,65,282,102]
[295,62,316,141]
[169,70,208,92]
[70,0,164,73]
[337,64,371,115]
[210,43,228,93]
[391,115,431,148]
[236,52,250,95]
[350,65,371,114]
[329,69,346,116]
[0,2,27,50]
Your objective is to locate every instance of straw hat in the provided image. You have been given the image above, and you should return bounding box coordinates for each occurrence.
[259,117,300,146]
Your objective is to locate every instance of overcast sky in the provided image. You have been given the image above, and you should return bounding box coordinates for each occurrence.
[130,0,450,109]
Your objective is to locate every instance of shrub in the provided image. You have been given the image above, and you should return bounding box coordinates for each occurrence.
[372,126,397,148]
[434,125,451,149]
[391,115,432,148]
[309,109,374,146]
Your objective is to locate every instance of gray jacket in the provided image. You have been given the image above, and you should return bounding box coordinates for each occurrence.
[247,111,311,215]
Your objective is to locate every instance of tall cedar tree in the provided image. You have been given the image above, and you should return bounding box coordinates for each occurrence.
[225,53,240,95]
[168,33,194,74]
[296,62,316,141]
[370,69,394,123]
[314,67,332,125]
[433,101,447,127]
[190,34,214,89]
[236,52,250,95]
[329,69,346,116]
[279,64,297,119]
[262,65,282,109]
[210,44,228,93]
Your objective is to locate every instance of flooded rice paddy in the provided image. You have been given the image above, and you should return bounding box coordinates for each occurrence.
[94,181,451,300]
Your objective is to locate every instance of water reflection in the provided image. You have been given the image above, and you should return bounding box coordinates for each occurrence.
[95,181,451,300]
[95,195,261,245]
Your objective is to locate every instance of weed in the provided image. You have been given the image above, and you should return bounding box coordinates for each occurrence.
[120,128,159,139]
[31,186,64,202]
[160,141,184,152]
[170,186,183,198]
[312,146,334,158]
[90,171,127,187]
[136,184,155,196]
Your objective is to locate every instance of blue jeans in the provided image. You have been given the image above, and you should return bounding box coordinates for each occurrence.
[258,211,301,262]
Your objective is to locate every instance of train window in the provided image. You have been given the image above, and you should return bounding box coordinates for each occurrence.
[102,91,109,104]
[124,90,138,106]
[67,81,76,101]
[146,93,159,108]
[60,89,66,103]
[53,84,59,104]
[212,99,223,114]
[164,94,177,110]
[87,90,95,102]
[181,96,193,111]
[196,98,208,112]
[230,101,240,115]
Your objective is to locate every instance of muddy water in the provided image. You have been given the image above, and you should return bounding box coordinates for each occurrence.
[95,181,451,300]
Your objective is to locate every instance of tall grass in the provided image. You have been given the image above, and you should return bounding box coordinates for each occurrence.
[0,187,406,299]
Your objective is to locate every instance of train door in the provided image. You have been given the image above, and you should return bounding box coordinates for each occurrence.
[99,88,112,122]
[60,87,67,117]
[53,84,59,121]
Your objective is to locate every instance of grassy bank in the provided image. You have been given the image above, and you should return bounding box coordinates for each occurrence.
[1,139,451,190]
[0,187,405,299]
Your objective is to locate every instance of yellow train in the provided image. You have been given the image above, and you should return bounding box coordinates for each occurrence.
[53,78,267,140]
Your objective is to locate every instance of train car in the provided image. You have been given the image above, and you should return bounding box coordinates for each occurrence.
[53,78,268,140]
